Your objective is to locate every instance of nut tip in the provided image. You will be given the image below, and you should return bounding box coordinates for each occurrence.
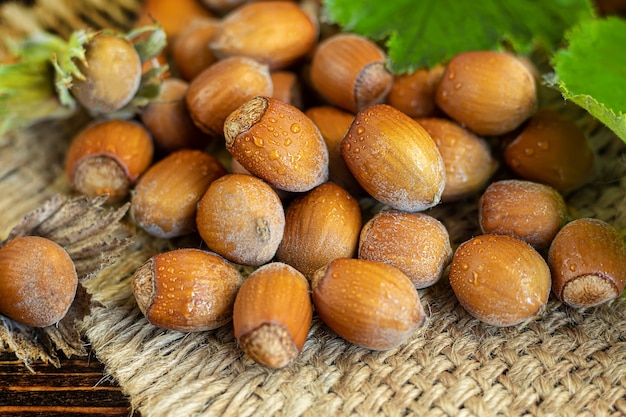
[240,322,300,368]
[131,260,156,316]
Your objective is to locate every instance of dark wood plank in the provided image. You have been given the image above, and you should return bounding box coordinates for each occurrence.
[0,352,138,417]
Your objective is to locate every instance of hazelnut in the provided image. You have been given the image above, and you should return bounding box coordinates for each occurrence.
[70,33,142,114]
[504,108,595,192]
[478,179,569,249]
[186,57,273,137]
[310,33,393,113]
[449,234,551,327]
[196,173,285,266]
[305,105,363,196]
[311,258,426,350]
[171,18,219,82]
[135,0,215,42]
[358,210,452,289]
[131,149,227,239]
[387,65,445,118]
[233,262,312,368]
[275,182,362,278]
[270,71,303,109]
[131,248,243,332]
[340,104,446,212]
[435,50,537,136]
[65,119,154,203]
[140,78,212,153]
[209,1,317,70]
[0,236,78,327]
[548,218,626,308]
[224,96,329,193]
[416,117,498,201]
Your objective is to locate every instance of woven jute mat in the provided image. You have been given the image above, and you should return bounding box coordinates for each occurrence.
[2,1,626,416]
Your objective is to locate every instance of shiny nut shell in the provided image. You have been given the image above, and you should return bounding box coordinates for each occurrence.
[311,258,426,350]
[233,262,312,368]
[548,218,626,308]
[449,234,551,327]
[340,104,445,212]
[131,149,227,238]
[131,248,243,332]
[224,96,329,193]
[275,182,362,278]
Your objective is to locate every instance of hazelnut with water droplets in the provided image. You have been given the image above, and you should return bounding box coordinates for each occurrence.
[449,234,551,327]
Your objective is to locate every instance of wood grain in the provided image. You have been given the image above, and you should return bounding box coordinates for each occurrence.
[0,352,137,417]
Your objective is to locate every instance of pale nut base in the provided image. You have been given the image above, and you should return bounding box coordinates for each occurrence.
[239,322,299,369]
[73,156,130,203]
[562,274,619,308]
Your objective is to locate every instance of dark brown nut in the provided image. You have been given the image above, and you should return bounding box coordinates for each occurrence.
[65,119,154,203]
[311,258,427,351]
[224,96,329,193]
[0,236,78,327]
[436,50,537,136]
[132,248,243,332]
[275,182,362,278]
[131,149,227,238]
[196,173,285,266]
[186,56,273,137]
[340,104,446,212]
[504,108,595,192]
[548,218,626,308]
[140,78,212,153]
[310,33,393,113]
[209,1,317,70]
[358,210,452,289]
[478,179,569,249]
[416,117,498,201]
[449,234,551,327]
[233,262,312,368]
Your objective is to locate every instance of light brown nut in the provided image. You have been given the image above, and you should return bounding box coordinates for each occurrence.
[65,119,154,203]
[135,0,215,42]
[196,173,285,266]
[70,33,142,114]
[140,78,212,153]
[478,179,569,249]
[233,262,312,368]
[132,248,243,332]
[504,108,595,192]
[186,57,273,137]
[435,50,537,136]
[548,218,626,308]
[0,236,78,327]
[358,210,452,289]
[275,182,362,278]
[209,1,317,70]
[387,65,445,118]
[131,149,227,238]
[449,234,551,327]
[310,33,393,113]
[416,117,498,201]
[224,96,329,192]
[311,258,426,350]
[340,104,446,212]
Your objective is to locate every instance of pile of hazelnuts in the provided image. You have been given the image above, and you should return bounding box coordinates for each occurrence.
[1,0,625,370]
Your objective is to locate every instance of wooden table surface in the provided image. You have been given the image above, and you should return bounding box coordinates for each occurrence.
[0,352,137,417]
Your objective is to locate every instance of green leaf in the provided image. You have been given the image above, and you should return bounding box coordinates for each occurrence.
[550,17,626,143]
[323,0,594,73]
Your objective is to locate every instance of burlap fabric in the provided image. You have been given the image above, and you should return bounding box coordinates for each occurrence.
[2,1,626,416]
